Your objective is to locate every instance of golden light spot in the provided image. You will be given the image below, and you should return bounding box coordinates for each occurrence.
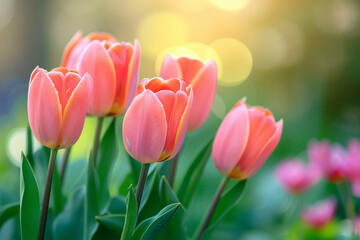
[210,38,253,86]
[209,0,248,11]
[137,12,190,59]
[155,42,221,75]
[7,128,26,167]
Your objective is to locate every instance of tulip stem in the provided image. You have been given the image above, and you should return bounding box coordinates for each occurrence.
[196,176,229,240]
[136,163,150,213]
[337,183,355,239]
[37,148,58,240]
[60,147,71,184]
[92,117,104,167]
[169,154,179,187]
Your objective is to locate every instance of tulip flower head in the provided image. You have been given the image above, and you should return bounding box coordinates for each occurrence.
[160,55,217,131]
[212,98,283,180]
[354,215,360,236]
[28,67,92,149]
[301,198,336,230]
[308,140,347,183]
[123,77,193,163]
[345,139,360,196]
[275,159,320,195]
[62,31,140,117]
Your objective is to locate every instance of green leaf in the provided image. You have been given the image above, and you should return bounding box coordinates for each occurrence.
[0,202,19,227]
[96,214,125,234]
[159,176,179,205]
[20,152,40,240]
[132,203,181,240]
[52,159,64,215]
[126,152,141,184]
[97,118,119,211]
[63,160,87,197]
[107,196,127,214]
[118,173,134,196]
[26,124,34,166]
[53,187,85,240]
[177,139,213,208]
[207,179,247,230]
[84,161,99,240]
[120,185,137,240]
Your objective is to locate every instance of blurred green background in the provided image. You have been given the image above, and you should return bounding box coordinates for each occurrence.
[0,0,360,239]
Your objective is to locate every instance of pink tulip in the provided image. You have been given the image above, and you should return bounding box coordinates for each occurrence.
[62,31,140,117]
[354,215,360,236]
[275,159,320,195]
[345,139,360,196]
[123,77,193,163]
[308,140,347,183]
[212,98,283,180]
[28,67,92,149]
[301,198,336,230]
[160,55,217,131]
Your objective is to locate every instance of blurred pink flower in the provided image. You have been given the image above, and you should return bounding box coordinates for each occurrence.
[345,139,360,196]
[301,197,337,230]
[308,140,347,183]
[275,159,320,195]
[354,215,360,236]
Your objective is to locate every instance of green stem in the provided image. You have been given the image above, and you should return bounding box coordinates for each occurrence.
[168,154,179,187]
[136,163,150,212]
[337,183,355,239]
[37,148,58,240]
[196,176,229,240]
[60,147,71,184]
[92,117,104,167]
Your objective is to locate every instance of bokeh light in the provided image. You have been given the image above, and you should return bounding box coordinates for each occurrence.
[211,94,227,119]
[209,0,249,11]
[137,11,190,59]
[0,0,14,29]
[210,38,253,86]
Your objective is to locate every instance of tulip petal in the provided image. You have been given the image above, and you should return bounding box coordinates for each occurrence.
[230,109,278,178]
[160,54,182,80]
[177,57,204,85]
[123,90,167,163]
[59,73,91,148]
[187,60,217,131]
[28,69,62,148]
[78,40,116,116]
[61,31,84,69]
[212,103,250,176]
[145,78,182,93]
[244,120,283,179]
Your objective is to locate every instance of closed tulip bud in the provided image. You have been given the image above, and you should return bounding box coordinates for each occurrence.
[308,140,347,183]
[275,159,320,195]
[212,98,283,180]
[62,31,140,117]
[123,77,193,163]
[160,55,217,131]
[28,67,92,149]
[301,198,336,230]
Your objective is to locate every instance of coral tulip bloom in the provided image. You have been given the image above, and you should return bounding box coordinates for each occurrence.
[123,78,193,163]
[62,31,140,117]
[28,67,92,149]
[160,55,217,131]
[301,198,336,230]
[212,98,283,180]
[308,140,347,183]
[275,159,320,195]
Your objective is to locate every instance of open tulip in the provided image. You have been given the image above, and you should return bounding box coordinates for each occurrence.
[308,140,348,183]
[28,67,92,149]
[301,198,336,230]
[62,31,140,116]
[275,159,320,195]
[123,77,193,163]
[212,98,283,180]
[160,55,217,131]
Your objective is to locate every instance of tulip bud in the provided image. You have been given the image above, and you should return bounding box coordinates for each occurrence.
[27,67,92,149]
[160,55,217,131]
[212,98,283,180]
[123,77,193,163]
[275,159,320,195]
[308,140,347,183]
[62,31,140,117]
[301,198,336,230]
